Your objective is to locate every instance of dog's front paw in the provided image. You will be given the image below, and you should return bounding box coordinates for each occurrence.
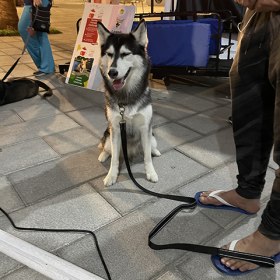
[103,172,118,186]
[146,170,158,183]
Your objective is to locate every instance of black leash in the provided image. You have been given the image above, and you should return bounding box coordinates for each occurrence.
[0,207,112,280]
[119,119,275,269]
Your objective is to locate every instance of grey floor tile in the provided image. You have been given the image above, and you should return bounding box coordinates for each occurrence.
[171,92,220,112]
[67,107,107,138]
[1,267,50,280]
[13,100,61,121]
[0,176,24,213]
[0,184,120,253]
[0,109,22,126]
[177,128,235,168]
[57,208,189,280]
[9,147,108,204]
[0,138,59,175]
[0,253,23,278]
[154,122,201,152]
[178,106,231,135]
[43,127,100,155]
[155,270,189,280]
[48,87,94,112]
[0,114,80,147]
[153,101,196,121]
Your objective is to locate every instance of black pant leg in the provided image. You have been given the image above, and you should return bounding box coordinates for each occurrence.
[230,11,275,199]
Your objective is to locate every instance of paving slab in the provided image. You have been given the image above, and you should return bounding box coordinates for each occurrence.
[177,128,236,168]
[0,177,24,214]
[0,109,23,126]
[154,122,201,152]
[0,138,59,175]
[178,106,232,135]
[43,126,100,155]
[0,114,80,147]
[8,147,108,204]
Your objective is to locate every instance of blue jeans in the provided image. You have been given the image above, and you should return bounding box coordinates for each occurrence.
[18,0,55,73]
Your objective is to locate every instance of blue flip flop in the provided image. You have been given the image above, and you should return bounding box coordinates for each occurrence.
[194,190,253,215]
[211,240,280,276]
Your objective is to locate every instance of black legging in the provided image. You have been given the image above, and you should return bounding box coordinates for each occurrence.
[230,10,280,239]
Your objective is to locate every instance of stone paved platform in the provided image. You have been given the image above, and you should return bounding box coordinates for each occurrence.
[0,1,278,280]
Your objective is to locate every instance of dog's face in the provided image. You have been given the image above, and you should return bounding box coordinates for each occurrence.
[97,20,148,91]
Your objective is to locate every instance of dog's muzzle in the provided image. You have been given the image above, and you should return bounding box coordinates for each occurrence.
[109,68,131,91]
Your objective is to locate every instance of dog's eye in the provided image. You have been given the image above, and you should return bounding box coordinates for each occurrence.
[120,52,131,58]
[106,52,113,58]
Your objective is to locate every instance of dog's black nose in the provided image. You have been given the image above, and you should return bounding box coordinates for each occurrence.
[108,69,118,79]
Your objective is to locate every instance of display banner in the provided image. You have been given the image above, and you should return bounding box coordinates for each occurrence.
[66,3,135,91]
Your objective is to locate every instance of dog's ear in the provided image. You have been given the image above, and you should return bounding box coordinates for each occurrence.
[97,21,110,46]
[132,19,148,48]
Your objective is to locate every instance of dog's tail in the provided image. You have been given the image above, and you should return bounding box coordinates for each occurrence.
[34,80,53,98]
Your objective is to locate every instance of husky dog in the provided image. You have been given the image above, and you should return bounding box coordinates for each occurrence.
[97,20,161,187]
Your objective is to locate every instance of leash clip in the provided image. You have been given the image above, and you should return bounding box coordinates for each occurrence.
[119,105,126,123]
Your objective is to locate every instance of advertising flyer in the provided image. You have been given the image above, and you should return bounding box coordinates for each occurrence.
[65,3,135,91]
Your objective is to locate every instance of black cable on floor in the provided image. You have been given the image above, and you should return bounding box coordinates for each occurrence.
[0,207,111,280]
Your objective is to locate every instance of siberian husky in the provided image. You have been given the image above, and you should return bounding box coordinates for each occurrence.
[97,20,161,187]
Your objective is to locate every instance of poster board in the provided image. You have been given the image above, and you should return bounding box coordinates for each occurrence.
[65,3,135,91]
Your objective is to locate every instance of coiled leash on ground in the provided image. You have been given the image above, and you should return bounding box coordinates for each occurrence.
[119,106,275,269]
[0,207,112,280]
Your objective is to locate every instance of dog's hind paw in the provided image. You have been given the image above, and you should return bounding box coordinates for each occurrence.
[146,170,158,183]
[98,151,110,162]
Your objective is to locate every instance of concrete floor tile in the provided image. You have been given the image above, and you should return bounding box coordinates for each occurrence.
[0,176,24,213]
[0,184,120,254]
[178,106,231,135]
[155,270,189,280]
[0,253,23,279]
[48,87,94,112]
[177,128,235,168]
[67,107,107,138]
[14,100,61,121]
[1,267,50,280]
[153,101,196,121]
[154,122,201,152]
[9,147,107,204]
[0,109,23,126]
[43,127,100,155]
[56,209,185,280]
[0,138,59,175]
[0,114,80,147]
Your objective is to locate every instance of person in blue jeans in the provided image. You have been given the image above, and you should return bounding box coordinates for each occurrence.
[18,0,55,76]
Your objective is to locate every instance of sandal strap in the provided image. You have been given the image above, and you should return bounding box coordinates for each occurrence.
[208,190,235,207]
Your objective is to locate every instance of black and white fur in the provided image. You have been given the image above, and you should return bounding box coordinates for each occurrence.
[97,20,161,187]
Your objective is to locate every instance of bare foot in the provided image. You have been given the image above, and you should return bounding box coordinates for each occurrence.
[199,189,260,214]
[221,231,280,272]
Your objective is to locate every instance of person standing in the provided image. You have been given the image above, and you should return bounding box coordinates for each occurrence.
[18,0,55,76]
[197,0,280,274]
